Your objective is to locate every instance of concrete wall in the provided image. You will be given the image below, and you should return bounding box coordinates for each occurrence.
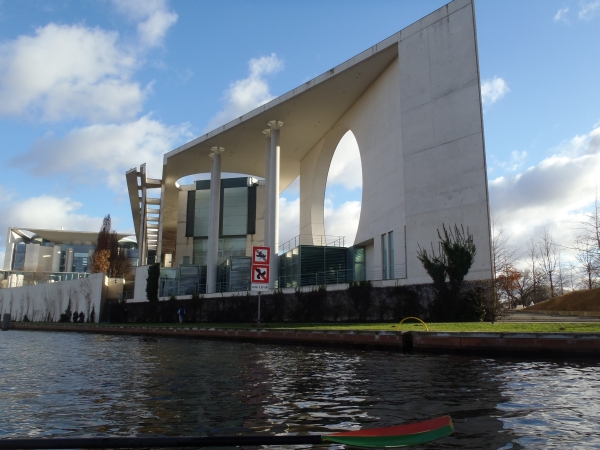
[0,273,105,323]
[299,0,492,285]
[105,278,125,300]
[131,265,149,303]
[399,0,491,283]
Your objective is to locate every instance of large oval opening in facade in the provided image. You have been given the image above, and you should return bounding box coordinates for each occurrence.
[324,130,362,247]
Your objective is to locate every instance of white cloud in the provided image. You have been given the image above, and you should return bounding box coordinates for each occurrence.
[0,195,103,232]
[326,131,362,190]
[206,54,284,131]
[0,1,178,123]
[579,1,600,19]
[277,194,362,247]
[493,150,528,172]
[481,77,510,107]
[0,23,144,122]
[279,196,300,246]
[0,192,110,263]
[13,116,191,191]
[554,7,569,21]
[324,200,361,245]
[489,125,600,261]
[111,0,178,48]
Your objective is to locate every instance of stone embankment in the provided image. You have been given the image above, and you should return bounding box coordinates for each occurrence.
[8,323,600,356]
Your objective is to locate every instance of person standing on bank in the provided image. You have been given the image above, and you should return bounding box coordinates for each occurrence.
[178,305,185,324]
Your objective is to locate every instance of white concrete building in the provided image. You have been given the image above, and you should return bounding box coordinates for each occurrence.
[127,0,492,294]
[3,227,137,286]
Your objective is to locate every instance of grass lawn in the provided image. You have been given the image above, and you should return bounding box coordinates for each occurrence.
[37,321,600,333]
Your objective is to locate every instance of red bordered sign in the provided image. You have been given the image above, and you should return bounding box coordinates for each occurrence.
[251,264,269,284]
[252,246,270,265]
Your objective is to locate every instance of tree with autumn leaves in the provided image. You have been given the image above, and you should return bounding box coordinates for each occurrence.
[92,215,133,279]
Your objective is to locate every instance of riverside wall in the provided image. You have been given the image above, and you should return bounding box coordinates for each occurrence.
[7,323,600,356]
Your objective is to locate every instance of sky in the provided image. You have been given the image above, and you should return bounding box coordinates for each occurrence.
[0,0,598,267]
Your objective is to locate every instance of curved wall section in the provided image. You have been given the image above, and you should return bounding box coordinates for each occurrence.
[299,0,492,284]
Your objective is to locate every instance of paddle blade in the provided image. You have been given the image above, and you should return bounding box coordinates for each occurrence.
[322,416,453,448]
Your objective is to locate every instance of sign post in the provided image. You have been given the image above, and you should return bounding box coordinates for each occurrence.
[251,246,271,324]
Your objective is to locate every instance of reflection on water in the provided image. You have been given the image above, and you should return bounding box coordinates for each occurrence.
[1,331,599,449]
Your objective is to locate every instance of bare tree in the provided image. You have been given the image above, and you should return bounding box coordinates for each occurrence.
[492,220,517,277]
[526,241,540,303]
[568,190,600,288]
[24,293,32,320]
[22,269,51,286]
[80,278,93,322]
[42,289,52,322]
[55,285,64,322]
[68,286,80,318]
[537,229,558,298]
[574,238,599,289]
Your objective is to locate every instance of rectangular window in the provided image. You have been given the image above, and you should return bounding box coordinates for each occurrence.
[193,190,211,237]
[381,234,388,280]
[388,231,394,279]
[381,231,395,280]
[222,187,248,236]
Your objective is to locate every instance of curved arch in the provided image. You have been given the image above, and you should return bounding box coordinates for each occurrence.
[323,130,362,244]
[302,124,367,245]
[299,124,352,241]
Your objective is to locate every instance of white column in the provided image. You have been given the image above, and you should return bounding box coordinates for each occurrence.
[206,146,224,294]
[65,248,74,273]
[267,120,283,289]
[52,245,61,272]
[262,129,271,247]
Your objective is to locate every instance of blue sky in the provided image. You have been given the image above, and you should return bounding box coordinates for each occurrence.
[0,0,598,265]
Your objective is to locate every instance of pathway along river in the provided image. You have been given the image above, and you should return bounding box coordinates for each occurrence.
[1,331,599,449]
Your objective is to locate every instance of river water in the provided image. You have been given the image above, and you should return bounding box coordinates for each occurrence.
[1,331,599,449]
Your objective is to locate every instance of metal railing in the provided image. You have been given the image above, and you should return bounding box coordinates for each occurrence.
[278,235,345,255]
[0,270,90,288]
[366,264,407,281]
[278,269,361,288]
[159,279,205,297]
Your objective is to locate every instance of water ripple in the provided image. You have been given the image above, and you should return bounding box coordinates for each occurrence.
[1,331,599,449]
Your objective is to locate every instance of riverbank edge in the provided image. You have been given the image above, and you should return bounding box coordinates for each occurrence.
[8,323,600,356]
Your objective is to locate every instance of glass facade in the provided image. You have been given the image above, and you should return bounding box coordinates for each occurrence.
[381,231,395,280]
[13,242,26,271]
[381,234,388,280]
[188,177,256,239]
[388,231,394,279]
[193,237,247,265]
[352,247,366,281]
[222,187,248,235]
[193,190,211,236]
[60,244,94,273]
[7,230,138,282]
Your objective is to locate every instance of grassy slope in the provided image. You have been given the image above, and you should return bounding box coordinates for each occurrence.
[527,288,600,312]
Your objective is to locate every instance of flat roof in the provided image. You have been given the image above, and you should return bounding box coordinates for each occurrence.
[10,228,134,245]
[161,0,465,190]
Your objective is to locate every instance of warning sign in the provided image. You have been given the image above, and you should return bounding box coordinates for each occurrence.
[252,246,270,265]
[251,264,269,291]
[251,264,269,283]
